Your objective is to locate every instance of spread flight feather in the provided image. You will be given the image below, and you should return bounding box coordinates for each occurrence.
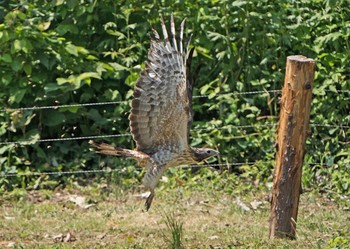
[90,14,219,211]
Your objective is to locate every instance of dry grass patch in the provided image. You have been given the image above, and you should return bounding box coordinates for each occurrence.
[0,187,349,248]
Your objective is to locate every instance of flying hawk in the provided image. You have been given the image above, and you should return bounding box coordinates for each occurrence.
[90,15,219,211]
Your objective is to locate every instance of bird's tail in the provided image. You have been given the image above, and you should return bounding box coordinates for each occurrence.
[89,141,133,157]
[89,140,149,161]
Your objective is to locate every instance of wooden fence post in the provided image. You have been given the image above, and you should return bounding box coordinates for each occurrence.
[269,55,315,239]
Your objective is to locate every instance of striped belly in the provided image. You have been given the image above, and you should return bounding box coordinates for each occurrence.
[151,148,196,168]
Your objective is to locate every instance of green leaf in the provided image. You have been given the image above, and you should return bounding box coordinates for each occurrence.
[76,72,101,86]
[0,30,9,43]
[56,78,69,85]
[78,72,101,80]
[44,83,62,92]
[1,73,12,85]
[88,109,107,125]
[0,123,7,136]
[37,21,51,31]
[12,40,22,52]
[104,89,120,100]
[207,31,226,42]
[76,46,89,55]
[1,54,12,63]
[9,89,26,104]
[60,106,79,113]
[0,144,15,154]
[260,58,268,65]
[42,110,65,126]
[67,0,79,9]
[232,0,247,7]
[23,63,32,75]
[55,0,65,5]
[196,46,214,59]
[108,62,128,71]
[65,43,78,56]
[21,39,33,53]
[56,24,79,35]
[20,129,40,145]
[200,84,211,95]
[11,57,22,71]
[86,55,98,61]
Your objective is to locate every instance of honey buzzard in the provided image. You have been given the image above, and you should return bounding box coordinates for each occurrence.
[90,15,219,210]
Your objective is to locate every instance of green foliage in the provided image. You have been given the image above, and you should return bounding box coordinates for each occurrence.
[326,227,350,249]
[0,0,349,195]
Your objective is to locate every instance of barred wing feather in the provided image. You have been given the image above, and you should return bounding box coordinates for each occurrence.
[129,15,192,152]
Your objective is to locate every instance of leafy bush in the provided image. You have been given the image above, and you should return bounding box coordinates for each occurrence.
[0,0,349,195]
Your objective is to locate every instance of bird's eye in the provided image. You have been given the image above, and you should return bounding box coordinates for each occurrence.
[206,150,211,154]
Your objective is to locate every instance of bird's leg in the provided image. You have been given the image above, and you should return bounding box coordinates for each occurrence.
[145,189,155,211]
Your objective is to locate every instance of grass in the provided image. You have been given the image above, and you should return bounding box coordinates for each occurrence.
[161,212,184,249]
[0,180,349,248]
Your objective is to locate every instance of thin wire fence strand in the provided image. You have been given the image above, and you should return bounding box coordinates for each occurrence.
[1,122,349,146]
[324,89,350,94]
[1,88,348,178]
[2,90,282,113]
[192,89,282,99]
[310,123,350,129]
[2,100,128,112]
[0,123,281,146]
[194,123,277,133]
[1,161,336,178]
[3,88,349,113]
[0,134,131,146]
[0,162,265,178]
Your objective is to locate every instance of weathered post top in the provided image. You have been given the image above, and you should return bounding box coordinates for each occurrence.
[288,55,315,62]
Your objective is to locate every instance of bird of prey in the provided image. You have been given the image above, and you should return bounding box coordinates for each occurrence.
[90,15,219,211]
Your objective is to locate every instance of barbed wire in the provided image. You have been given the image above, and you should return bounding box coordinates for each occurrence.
[1,161,337,178]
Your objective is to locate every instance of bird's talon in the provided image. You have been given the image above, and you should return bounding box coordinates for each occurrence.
[145,192,154,211]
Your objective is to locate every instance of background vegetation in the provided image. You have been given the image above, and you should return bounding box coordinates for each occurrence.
[0,0,349,198]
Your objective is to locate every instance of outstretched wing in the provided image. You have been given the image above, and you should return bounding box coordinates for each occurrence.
[129,15,192,152]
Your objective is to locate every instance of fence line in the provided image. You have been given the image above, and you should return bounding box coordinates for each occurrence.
[1,122,349,146]
[0,134,131,146]
[310,123,350,129]
[192,89,282,99]
[1,161,338,178]
[2,88,349,113]
[324,89,350,94]
[1,90,282,113]
[2,100,128,112]
[1,162,258,178]
[0,123,277,146]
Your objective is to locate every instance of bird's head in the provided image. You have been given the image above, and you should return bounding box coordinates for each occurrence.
[192,147,219,162]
